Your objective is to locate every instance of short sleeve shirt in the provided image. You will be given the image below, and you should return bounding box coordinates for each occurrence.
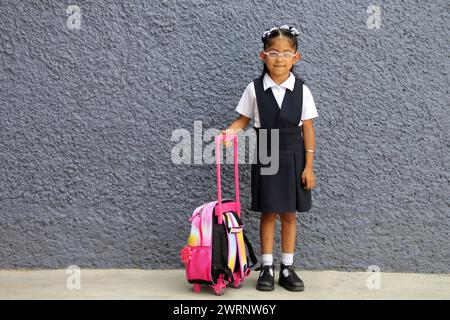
[235,72,318,127]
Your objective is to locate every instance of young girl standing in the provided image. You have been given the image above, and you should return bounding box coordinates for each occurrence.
[222,25,318,292]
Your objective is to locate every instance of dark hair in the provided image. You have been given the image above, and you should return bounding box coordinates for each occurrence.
[260,28,299,78]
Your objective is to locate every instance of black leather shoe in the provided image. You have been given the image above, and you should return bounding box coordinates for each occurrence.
[255,264,275,291]
[278,264,305,291]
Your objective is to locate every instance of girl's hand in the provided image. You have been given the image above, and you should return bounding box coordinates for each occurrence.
[221,129,233,148]
[301,168,316,190]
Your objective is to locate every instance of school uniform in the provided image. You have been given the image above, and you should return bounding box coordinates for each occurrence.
[235,72,318,213]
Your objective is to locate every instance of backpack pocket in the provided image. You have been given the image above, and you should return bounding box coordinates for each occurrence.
[186,246,212,282]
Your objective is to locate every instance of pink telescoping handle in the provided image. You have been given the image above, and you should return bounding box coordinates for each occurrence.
[214,133,240,225]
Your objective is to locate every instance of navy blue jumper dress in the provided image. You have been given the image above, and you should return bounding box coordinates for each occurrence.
[250,75,312,214]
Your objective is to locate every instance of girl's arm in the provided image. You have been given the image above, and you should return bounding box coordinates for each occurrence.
[302,119,315,170]
[222,114,251,134]
[301,119,316,189]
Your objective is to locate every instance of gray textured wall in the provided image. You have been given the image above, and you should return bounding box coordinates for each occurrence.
[0,0,448,272]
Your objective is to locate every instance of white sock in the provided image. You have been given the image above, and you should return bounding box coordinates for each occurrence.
[261,254,274,277]
[262,254,273,266]
[281,253,294,266]
[281,253,294,277]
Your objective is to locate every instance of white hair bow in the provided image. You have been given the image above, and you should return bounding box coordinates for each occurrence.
[262,25,300,41]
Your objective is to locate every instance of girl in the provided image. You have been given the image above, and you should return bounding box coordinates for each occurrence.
[222,25,318,292]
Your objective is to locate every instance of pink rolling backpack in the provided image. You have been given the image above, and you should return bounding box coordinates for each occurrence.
[179,133,257,295]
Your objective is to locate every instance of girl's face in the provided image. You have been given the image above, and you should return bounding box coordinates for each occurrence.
[259,37,301,78]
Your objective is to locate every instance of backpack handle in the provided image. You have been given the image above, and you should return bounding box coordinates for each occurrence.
[214,134,240,224]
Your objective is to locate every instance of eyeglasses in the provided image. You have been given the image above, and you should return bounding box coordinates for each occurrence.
[263,51,297,59]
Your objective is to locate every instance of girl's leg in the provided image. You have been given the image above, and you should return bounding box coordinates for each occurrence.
[279,212,296,253]
[256,212,278,291]
[260,213,278,254]
[279,212,304,291]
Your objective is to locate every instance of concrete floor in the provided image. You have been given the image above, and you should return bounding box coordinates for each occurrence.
[0,269,449,300]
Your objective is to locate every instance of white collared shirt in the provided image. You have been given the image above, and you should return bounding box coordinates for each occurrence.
[235,72,318,127]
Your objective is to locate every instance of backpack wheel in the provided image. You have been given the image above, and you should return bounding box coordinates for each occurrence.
[193,283,201,293]
[212,275,226,296]
[231,272,243,288]
[213,287,225,296]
